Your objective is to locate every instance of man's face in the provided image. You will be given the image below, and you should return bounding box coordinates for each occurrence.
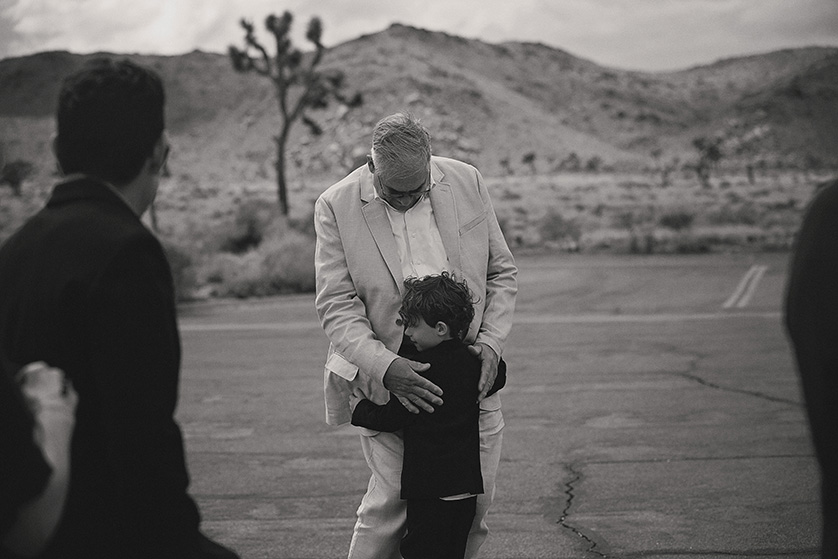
[373,165,431,212]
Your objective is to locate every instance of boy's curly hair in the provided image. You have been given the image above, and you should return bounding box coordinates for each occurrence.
[398,272,478,341]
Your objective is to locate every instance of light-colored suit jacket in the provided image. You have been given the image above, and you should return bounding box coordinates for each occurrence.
[314,156,517,425]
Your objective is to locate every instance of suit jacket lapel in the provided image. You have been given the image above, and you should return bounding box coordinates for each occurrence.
[360,168,405,294]
[430,163,462,274]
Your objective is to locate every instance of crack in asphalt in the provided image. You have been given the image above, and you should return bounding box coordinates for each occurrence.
[558,463,608,558]
[553,340,807,558]
[583,452,813,466]
[644,341,804,408]
[556,461,817,559]
[618,548,820,557]
[676,355,802,407]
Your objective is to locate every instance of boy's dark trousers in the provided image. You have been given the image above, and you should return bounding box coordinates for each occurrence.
[400,496,477,559]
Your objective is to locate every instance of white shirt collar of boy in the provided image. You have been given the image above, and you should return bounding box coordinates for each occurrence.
[375,176,450,280]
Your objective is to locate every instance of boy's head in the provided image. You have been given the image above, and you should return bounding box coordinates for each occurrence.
[398,272,477,351]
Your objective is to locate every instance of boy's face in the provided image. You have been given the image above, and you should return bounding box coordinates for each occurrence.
[404,319,447,352]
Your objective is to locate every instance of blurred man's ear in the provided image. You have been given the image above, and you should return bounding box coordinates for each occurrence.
[149,133,170,176]
[51,135,64,175]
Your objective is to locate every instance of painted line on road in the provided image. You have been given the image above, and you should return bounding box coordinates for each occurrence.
[734,265,768,308]
[180,321,322,332]
[723,264,768,309]
[180,311,782,332]
[515,311,781,324]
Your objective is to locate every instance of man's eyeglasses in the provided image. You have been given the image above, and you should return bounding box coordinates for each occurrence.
[376,172,432,200]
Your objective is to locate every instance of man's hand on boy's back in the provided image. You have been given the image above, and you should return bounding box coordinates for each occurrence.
[469,342,499,402]
[382,358,441,414]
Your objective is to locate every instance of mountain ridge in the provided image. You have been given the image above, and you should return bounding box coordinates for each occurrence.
[1,23,836,187]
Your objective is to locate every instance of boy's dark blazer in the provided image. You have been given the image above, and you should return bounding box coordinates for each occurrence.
[0,177,203,558]
[351,339,506,500]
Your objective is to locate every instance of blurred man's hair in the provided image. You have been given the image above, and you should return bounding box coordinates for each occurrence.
[55,57,165,185]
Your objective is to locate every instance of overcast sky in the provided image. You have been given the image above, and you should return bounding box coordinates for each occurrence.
[1,0,837,72]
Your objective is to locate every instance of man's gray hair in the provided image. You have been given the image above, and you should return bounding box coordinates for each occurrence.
[370,113,432,181]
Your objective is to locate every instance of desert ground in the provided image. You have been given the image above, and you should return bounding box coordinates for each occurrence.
[174,250,818,558]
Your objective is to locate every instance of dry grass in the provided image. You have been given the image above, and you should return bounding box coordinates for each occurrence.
[0,167,832,300]
[489,169,827,255]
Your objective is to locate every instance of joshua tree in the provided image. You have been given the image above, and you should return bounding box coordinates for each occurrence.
[521,152,536,175]
[0,159,34,196]
[692,136,723,188]
[229,11,361,215]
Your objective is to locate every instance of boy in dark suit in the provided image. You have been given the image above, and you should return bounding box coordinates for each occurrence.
[351,273,506,559]
[0,58,237,559]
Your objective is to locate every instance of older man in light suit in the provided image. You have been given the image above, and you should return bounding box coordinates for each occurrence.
[314,113,517,559]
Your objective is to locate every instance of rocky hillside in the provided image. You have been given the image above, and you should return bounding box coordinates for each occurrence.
[1,23,836,189]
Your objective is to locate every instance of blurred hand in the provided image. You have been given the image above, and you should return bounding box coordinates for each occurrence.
[17,362,77,438]
[382,358,442,414]
[4,363,76,556]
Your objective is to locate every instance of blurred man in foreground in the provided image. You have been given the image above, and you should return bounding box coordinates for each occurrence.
[0,57,238,559]
[785,178,838,559]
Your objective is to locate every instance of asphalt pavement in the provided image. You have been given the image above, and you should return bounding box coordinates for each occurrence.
[175,252,820,559]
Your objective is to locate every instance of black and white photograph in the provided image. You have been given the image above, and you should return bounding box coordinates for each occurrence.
[2,1,837,557]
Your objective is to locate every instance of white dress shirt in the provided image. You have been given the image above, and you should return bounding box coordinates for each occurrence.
[378,184,450,280]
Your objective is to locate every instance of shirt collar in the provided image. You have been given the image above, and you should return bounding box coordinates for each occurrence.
[57,173,133,211]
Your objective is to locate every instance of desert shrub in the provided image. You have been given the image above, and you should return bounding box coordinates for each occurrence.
[259,229,316,293]
[221,198,279,253]
[537,209,581,244]
[658,211,694,231]
[199,228,315,298]
[612,208,655,230]
[692,225,765,248]
[761,207,801,230]
[288,206,316,237]
[610,210,656,253]
[628,233,656,254]
[649,229,708,254]
[613,211,635,230]
[0,159,35,196]
[201,251,268,298]
[160,239,198,301]
[618,180,652,190]
[672,237,710,254]
[706,203,760,226]
[766,198,797,210]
